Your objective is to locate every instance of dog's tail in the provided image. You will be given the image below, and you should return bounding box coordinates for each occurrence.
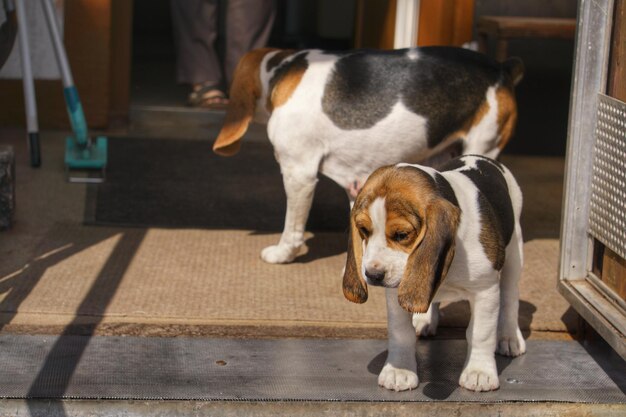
[502,57,524,86]
[213,48,275,157]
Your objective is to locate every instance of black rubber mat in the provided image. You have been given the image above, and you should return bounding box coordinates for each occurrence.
[85,137,349,231]
[0,335,624,402]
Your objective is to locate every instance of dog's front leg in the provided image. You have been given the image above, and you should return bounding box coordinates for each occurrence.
[261,163,318,264]
[459,284,500,392]
[379,288,418,391]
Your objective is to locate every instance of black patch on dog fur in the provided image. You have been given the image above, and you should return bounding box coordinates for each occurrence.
[266,50,296,72]
[322,49,399,131]
[477,192,506,270]
[321,47,506,148]
[455,156,515,246]
[434,173,459,207]
[438,157,466,172]
[268,51,309,95]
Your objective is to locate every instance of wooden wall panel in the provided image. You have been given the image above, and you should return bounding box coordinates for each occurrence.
[354,0,397,49]
[418,0,475,47]
[0,0,131,130]
[599,0,626,302]
[601,248,626,301]
[354,0,475,49]
[418,0,455,46]
[109,0,133,127]
[451,0,476,45]
[64,0,112,128]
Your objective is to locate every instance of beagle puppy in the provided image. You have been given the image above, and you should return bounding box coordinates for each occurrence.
[343,155,525,392]
[213,47,523,264]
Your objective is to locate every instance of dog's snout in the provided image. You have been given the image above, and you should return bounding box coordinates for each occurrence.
[365,268,385,283]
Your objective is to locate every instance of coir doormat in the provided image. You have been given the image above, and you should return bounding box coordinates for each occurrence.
[85,137,349,231]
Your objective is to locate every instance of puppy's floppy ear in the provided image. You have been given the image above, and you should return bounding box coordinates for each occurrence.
[213,49,272,156]
[398,198,460,313]
[343,216,368,304]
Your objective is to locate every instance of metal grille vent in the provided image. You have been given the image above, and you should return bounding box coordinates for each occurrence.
[589,94,626,259]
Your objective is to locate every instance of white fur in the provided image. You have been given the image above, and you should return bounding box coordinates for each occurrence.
[406,49,420,60]
[360,161,525,392]
[256,50,507,264]
[361,198,409,288]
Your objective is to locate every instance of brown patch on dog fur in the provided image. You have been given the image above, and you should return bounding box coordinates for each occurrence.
[213,48,277,156]
[384,200,423,253]
[495,87,518,151]
[398,197,460,313]
[478,194,506,270]
[267,56,308,112]
[441,87,517,154]
[343,223,368,304]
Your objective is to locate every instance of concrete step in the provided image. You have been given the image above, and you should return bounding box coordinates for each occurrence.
[0,335,624,416]
[5,399,625,417]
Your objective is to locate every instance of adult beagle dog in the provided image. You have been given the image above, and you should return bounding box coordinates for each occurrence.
[213,47,523,264]
[343,155,525,392]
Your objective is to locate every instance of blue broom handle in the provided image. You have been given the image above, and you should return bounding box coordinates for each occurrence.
[41,0,88,146]
[63,86,88,147]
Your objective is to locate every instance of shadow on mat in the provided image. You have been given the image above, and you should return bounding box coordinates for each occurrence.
[245,230,348,262]
[435,300,537,337]
[0,228,147,417]
[0,227,141,334]
[580,336,626,395]
[294,233,348,263]
[366,343,516,400]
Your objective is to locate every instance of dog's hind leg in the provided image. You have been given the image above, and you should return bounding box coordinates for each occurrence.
[496,224,526,357]
[261,155,320,264]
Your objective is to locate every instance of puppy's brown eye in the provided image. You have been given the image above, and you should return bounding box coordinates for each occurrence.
[393,231,409,242]
[359,226,370,238]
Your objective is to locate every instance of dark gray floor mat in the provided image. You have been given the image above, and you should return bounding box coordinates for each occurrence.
[85,138,349,231]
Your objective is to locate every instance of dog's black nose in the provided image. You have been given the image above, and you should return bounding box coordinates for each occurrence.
[365,269,385,283]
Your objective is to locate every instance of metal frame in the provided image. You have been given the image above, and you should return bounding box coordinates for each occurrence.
[558,0,626,359]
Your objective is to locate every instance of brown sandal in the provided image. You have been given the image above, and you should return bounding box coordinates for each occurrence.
[188,84,229,109]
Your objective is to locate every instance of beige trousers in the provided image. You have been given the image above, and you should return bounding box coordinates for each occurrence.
[171,0,275,89]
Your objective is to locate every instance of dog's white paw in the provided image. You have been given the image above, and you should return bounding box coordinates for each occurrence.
[260,244,298,264]
[459,364,499,392]
[497,328,526,357]
[378,363,419,392]
[412,306,439,337]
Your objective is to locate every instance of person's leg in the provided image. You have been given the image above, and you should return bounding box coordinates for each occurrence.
[224,0,276,87]
[171,0,223,88]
